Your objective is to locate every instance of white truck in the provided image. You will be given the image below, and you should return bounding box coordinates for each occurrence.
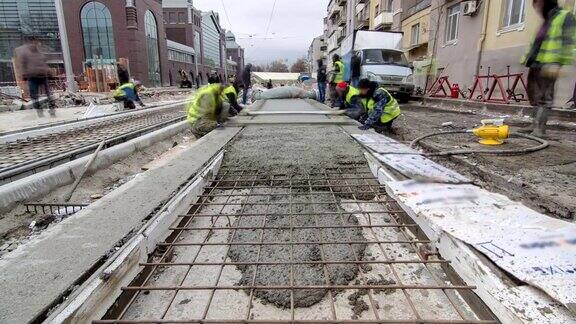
[341,30,414,102]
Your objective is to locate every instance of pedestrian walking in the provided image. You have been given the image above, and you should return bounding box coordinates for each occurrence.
[241,64,252,104]
[14,36,56,117]
[317,59,327,103]
[520,0,575,136]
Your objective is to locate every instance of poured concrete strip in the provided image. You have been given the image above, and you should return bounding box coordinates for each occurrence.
[362,152,576,322]
[47,152,224,323]
[0,127,241,323]
[0,100,187,144]
[0,121,188,213]
[245,110,345,115]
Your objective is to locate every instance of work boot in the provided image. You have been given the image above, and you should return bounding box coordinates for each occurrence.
[530,107,550,137]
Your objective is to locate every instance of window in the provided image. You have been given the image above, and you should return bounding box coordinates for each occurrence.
[387,0,394,12]
[501,0,525,28]
[178,12,185,23]
[445,4,460,43]
[81,2,116,62]
[411,23,420,45]
[145,10,161,86]
[169,12,176,23]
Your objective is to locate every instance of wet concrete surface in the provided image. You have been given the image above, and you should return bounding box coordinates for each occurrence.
[222,119,372,307]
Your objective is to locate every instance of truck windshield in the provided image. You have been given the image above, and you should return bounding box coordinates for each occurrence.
[362,49,409,67]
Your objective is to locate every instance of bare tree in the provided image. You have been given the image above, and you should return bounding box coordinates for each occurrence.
[290,57,308,73]
[268,60,289,73]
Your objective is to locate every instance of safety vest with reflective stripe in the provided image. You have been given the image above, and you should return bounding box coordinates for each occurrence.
[522,9,575,65]
[222,85,237,102]
[187,84,222,123]
[334,60,345,83]
[345,86,360,106]
[362,88,401,124]
[114,82,135,98]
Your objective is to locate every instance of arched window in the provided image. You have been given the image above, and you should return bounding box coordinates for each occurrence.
[80,1,116,63]
[145,10,161,86]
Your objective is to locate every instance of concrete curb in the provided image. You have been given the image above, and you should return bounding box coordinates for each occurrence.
[0,120,189,213]
[421,97,576,122]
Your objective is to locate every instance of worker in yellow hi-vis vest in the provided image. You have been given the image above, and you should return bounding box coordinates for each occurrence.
[357,79,401,134]
[334,81,365,121]
[187,83,228,138]
[520,0,575,137]
[329,54,345,107]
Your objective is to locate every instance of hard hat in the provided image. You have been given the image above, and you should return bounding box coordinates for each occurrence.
[336,81,348,90]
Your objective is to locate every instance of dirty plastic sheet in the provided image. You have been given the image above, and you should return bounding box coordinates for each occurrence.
[352,134,470,183]
[387,180,576,311]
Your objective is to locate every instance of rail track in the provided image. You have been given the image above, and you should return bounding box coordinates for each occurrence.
[0,105,186,184]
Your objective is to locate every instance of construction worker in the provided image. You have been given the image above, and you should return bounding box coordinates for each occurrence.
[187,83,228,138]
[520,0,575,136]
[114,66,144,110]
[329,54,345,107]
[334,81,365,120]
[222,81,244,116]
[357,78,401,133]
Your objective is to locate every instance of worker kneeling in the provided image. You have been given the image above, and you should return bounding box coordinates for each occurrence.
[222,81,244,116]
[357,78,401,133]
[187,84,229,138]
[335,81,365,120]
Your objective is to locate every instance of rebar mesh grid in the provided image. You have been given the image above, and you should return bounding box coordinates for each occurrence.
[97,165,496,323]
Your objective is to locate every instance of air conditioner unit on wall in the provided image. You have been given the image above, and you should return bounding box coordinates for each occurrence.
[462,1,478,15]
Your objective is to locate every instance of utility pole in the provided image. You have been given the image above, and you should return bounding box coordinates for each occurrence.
[54,0,77,92]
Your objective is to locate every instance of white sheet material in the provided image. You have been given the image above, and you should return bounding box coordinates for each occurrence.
[387,179,576,312]
[352,134,470,183]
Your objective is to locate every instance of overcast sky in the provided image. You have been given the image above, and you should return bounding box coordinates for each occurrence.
[193,0,330,65]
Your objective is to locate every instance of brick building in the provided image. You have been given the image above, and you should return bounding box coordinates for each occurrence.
[62,0,170,87]
[163,0,206,84]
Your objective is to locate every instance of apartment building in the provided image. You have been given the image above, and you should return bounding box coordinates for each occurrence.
[308,36,327,74]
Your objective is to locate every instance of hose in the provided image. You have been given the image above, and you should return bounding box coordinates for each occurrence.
[409,130,549,156]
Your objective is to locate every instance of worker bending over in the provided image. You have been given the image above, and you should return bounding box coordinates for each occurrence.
[222,81,244,116]
[114,66,145,110]
[357,79,401,133]
[187,83,228,138]
[334,81,365,120]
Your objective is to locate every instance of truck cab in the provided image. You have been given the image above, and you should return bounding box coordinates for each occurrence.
[342,31,414,102]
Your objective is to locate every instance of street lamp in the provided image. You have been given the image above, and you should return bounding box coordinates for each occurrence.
[54,0,77,92]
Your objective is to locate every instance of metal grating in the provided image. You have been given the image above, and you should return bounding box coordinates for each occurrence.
[96,165,497,323]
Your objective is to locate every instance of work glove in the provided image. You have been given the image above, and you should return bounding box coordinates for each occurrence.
[541,64,561,79]
[358,124,371,131]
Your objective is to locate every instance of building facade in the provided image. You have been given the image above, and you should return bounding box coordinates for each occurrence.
[308,36,327,75]
[0,0,63,83]
[225,31,245,79]
[62,0,170,87]
[167,40,195,86]
[163,0,206,83]
[200,11,225,81]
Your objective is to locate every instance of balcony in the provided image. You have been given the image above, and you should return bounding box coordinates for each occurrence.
[337,0,347,5]
[401,0,432,21]
[328,1,343,19]
[337,13,347,27]
[356,7,370,29]
[337,28,346,43]
[374,11,393,30]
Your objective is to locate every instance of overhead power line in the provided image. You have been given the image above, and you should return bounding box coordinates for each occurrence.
[220,0,234,30]
[263,0,278,39]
